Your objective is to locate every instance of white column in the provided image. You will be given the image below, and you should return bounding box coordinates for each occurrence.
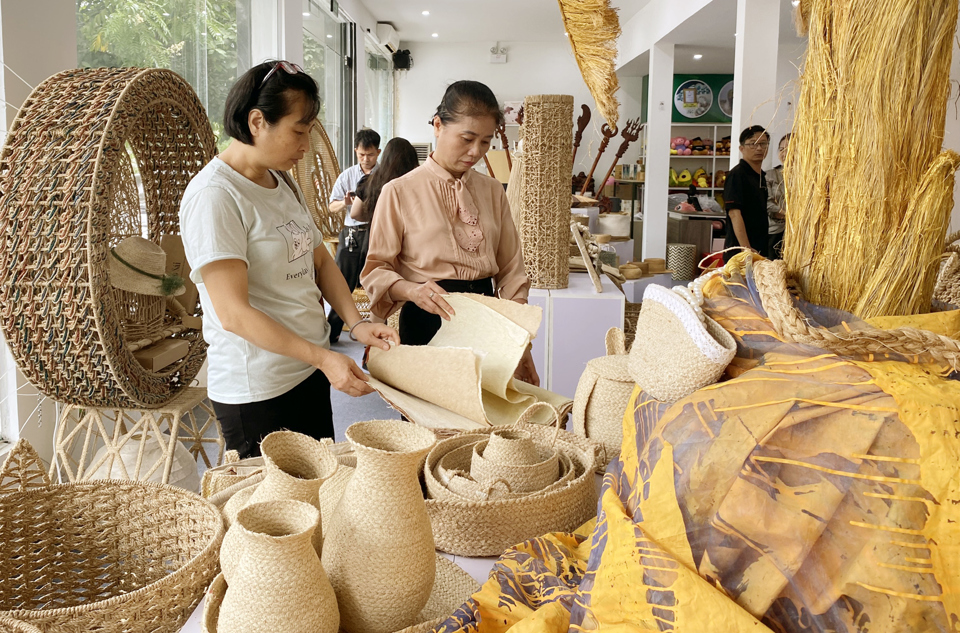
[249,0,303,66]
[730,0,780,167]
[280,0,304,66]
[642,41,674,260]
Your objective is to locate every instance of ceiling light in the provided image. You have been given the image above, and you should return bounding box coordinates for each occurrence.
[431,32,439,37]
[693,54,703,60]
[422,10,430,15]
[302,11,310,16]
[327,34,332,38]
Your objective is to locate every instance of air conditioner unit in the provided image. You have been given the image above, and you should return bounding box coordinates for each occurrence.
[411,142,432,164]
[376,23,400,54]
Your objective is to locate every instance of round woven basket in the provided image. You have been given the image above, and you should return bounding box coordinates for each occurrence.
[470,438,559,493]
[292,118,342,239]
[0,67,215,408]
[572,354,634,468]
[0,481,224,633]
[507,95,574,289]
[424,422,600,557]
[0,618,40,633]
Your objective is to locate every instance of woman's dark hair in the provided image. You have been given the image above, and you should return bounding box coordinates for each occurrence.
[428,80,504,127]
[223,61,321,145]
[739,125,770,146]
[355,138,420,223]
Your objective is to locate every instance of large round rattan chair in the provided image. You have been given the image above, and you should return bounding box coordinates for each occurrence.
[0,67,216,408]
[292,118,342,239]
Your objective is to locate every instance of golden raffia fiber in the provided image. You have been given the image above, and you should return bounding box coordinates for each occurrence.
[556,0,620,128]
[783,0,960,318]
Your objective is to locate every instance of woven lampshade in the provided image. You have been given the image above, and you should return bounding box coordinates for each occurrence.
[0,67,215,408]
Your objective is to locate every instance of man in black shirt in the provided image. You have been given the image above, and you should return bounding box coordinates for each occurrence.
[723,125,770,260]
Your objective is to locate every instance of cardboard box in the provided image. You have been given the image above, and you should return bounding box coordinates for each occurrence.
[134,338,190,371]
[161,235,199,314]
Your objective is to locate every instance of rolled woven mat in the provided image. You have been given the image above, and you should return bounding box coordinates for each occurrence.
[666,243,698,281]
[203,553,480,633]
[0,479,223,633]
[0,68,214,408]
[507,95,575,289]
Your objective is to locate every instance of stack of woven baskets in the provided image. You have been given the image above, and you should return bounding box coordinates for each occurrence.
[424,404,600,556]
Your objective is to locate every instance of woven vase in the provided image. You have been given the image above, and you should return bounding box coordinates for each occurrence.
[506,94,574,289]
[218,500,338,633]
[321,420,437,633]
[244,430,338,555]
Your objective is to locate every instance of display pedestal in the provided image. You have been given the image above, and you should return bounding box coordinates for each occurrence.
[51,386,224,483]
[621,274,677,303]
[529,273,625,400]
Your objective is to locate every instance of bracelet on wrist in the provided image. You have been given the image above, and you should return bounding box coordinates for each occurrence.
[348,318,373,342]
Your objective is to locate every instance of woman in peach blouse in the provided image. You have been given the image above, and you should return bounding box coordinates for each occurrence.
[361,80,538,385]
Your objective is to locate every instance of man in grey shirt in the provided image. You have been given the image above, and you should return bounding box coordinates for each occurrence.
[328,128,380,342]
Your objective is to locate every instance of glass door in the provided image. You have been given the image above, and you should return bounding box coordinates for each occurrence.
[303,0,354,166]
[364,34,394,139]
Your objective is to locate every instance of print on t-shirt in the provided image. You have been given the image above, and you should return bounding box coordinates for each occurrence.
[276,220,313,262]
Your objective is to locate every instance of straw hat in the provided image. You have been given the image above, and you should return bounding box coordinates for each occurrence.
[109,236,185,297]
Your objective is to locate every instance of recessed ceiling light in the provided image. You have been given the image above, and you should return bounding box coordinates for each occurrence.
[693,54,703,60]
[327,34,332,38]
[302,11,310,16]
[422,10,430,15]
[431,32,439,37]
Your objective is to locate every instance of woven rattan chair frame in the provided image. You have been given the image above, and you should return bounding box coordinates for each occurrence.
[0,68,215,408]
[293,118,342,239]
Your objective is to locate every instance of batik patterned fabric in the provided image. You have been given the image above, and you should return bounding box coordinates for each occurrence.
[433,258,960,632]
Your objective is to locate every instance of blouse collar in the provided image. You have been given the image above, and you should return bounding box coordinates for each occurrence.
[425,153,473,185]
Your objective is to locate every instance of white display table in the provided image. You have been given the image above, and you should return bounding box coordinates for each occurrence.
[529,273,625,400]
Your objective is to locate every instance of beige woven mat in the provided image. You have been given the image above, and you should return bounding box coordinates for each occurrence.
[368,294,571,427]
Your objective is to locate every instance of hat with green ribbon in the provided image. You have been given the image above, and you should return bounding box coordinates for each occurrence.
[109,236,185,297]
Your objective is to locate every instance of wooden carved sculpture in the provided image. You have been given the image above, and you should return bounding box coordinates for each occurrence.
[572,104,591,165]
[580,123,618,196]
[597,119,644,196]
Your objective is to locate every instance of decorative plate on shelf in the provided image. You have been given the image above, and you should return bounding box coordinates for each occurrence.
[718,80,735,117]
[674,79,713,119]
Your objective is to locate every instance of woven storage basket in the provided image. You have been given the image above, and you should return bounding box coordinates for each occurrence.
[470,437,559,494]
[572,354,634,468]
[507,95,574,289]
[666,243,698,281]
[203,552,478,633]
[0,67,214,408]
[293,118,343,240]
[0,481,224,633]
[424,421,600,557]
[623,301,642,351]
[0,618,40,633]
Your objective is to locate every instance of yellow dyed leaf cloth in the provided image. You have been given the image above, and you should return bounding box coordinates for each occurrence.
[430,261,960,632]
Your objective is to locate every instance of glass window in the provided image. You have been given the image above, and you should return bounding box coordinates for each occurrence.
[364,35,394,140]
[76,0,248,149]
[302,0,345,162]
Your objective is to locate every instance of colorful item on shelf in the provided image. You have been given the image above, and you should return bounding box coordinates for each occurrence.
[0,67,212,408]
[676,168,693,186]
[322,420,438,633]
[670,136,693,155]
[714,169,727,188]
[669,167,680,186]
[218,500,338,633]
[693,167,709,189]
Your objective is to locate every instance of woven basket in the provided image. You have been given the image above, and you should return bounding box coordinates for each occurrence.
[470,437,559,493]
[0,481,224,633]
[572,354,634,468]
[293,118,343,240]
[507,95,574,289]
[0,67,214,408]
[623,301,642,351]
[666,243,698,281]
[0,618,40,633]
[424,421,600,557]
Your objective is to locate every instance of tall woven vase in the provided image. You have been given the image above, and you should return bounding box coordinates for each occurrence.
[218,500,339,633]
[507,94,574,289]
[245,430,338,555]
[321,420,437,633]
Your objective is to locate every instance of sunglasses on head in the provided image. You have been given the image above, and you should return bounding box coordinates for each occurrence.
[259,61,305,88]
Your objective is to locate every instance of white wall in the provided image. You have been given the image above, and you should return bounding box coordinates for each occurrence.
[395,39,644,177]
[945,37,960,234]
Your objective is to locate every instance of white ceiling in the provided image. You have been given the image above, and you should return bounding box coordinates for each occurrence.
[358,0,653,44]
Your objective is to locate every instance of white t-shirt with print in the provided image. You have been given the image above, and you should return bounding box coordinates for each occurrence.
[180,157,330,404]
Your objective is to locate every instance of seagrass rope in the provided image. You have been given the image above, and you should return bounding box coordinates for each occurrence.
[0,67,214,407]
[292,118,342,239]
[507,95,574,289]
[754,259,960,371]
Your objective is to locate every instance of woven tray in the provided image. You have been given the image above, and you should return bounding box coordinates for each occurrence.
[0,481,224,633]
[424,422,600,557]
[0,67,215,408]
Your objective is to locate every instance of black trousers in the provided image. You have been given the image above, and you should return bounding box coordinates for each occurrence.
[398,277,495,346]
[211,369,334,458]
[328,225,370,342]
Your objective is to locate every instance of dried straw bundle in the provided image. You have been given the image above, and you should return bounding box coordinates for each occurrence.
[783,0,960,318]
[556,0,620,128]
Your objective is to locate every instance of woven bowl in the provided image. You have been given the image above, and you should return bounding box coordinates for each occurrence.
[0,481,224,633]
[470,440,559,493]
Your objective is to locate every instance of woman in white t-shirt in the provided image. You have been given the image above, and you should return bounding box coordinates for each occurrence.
[180,61,398,457]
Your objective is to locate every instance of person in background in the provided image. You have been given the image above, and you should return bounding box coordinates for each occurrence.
[723,125,770,261]
[180,61,397,458]
[327,128,381,342]
[361,80,539,385]
[765,132,791,260]
[349,137,420,225]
